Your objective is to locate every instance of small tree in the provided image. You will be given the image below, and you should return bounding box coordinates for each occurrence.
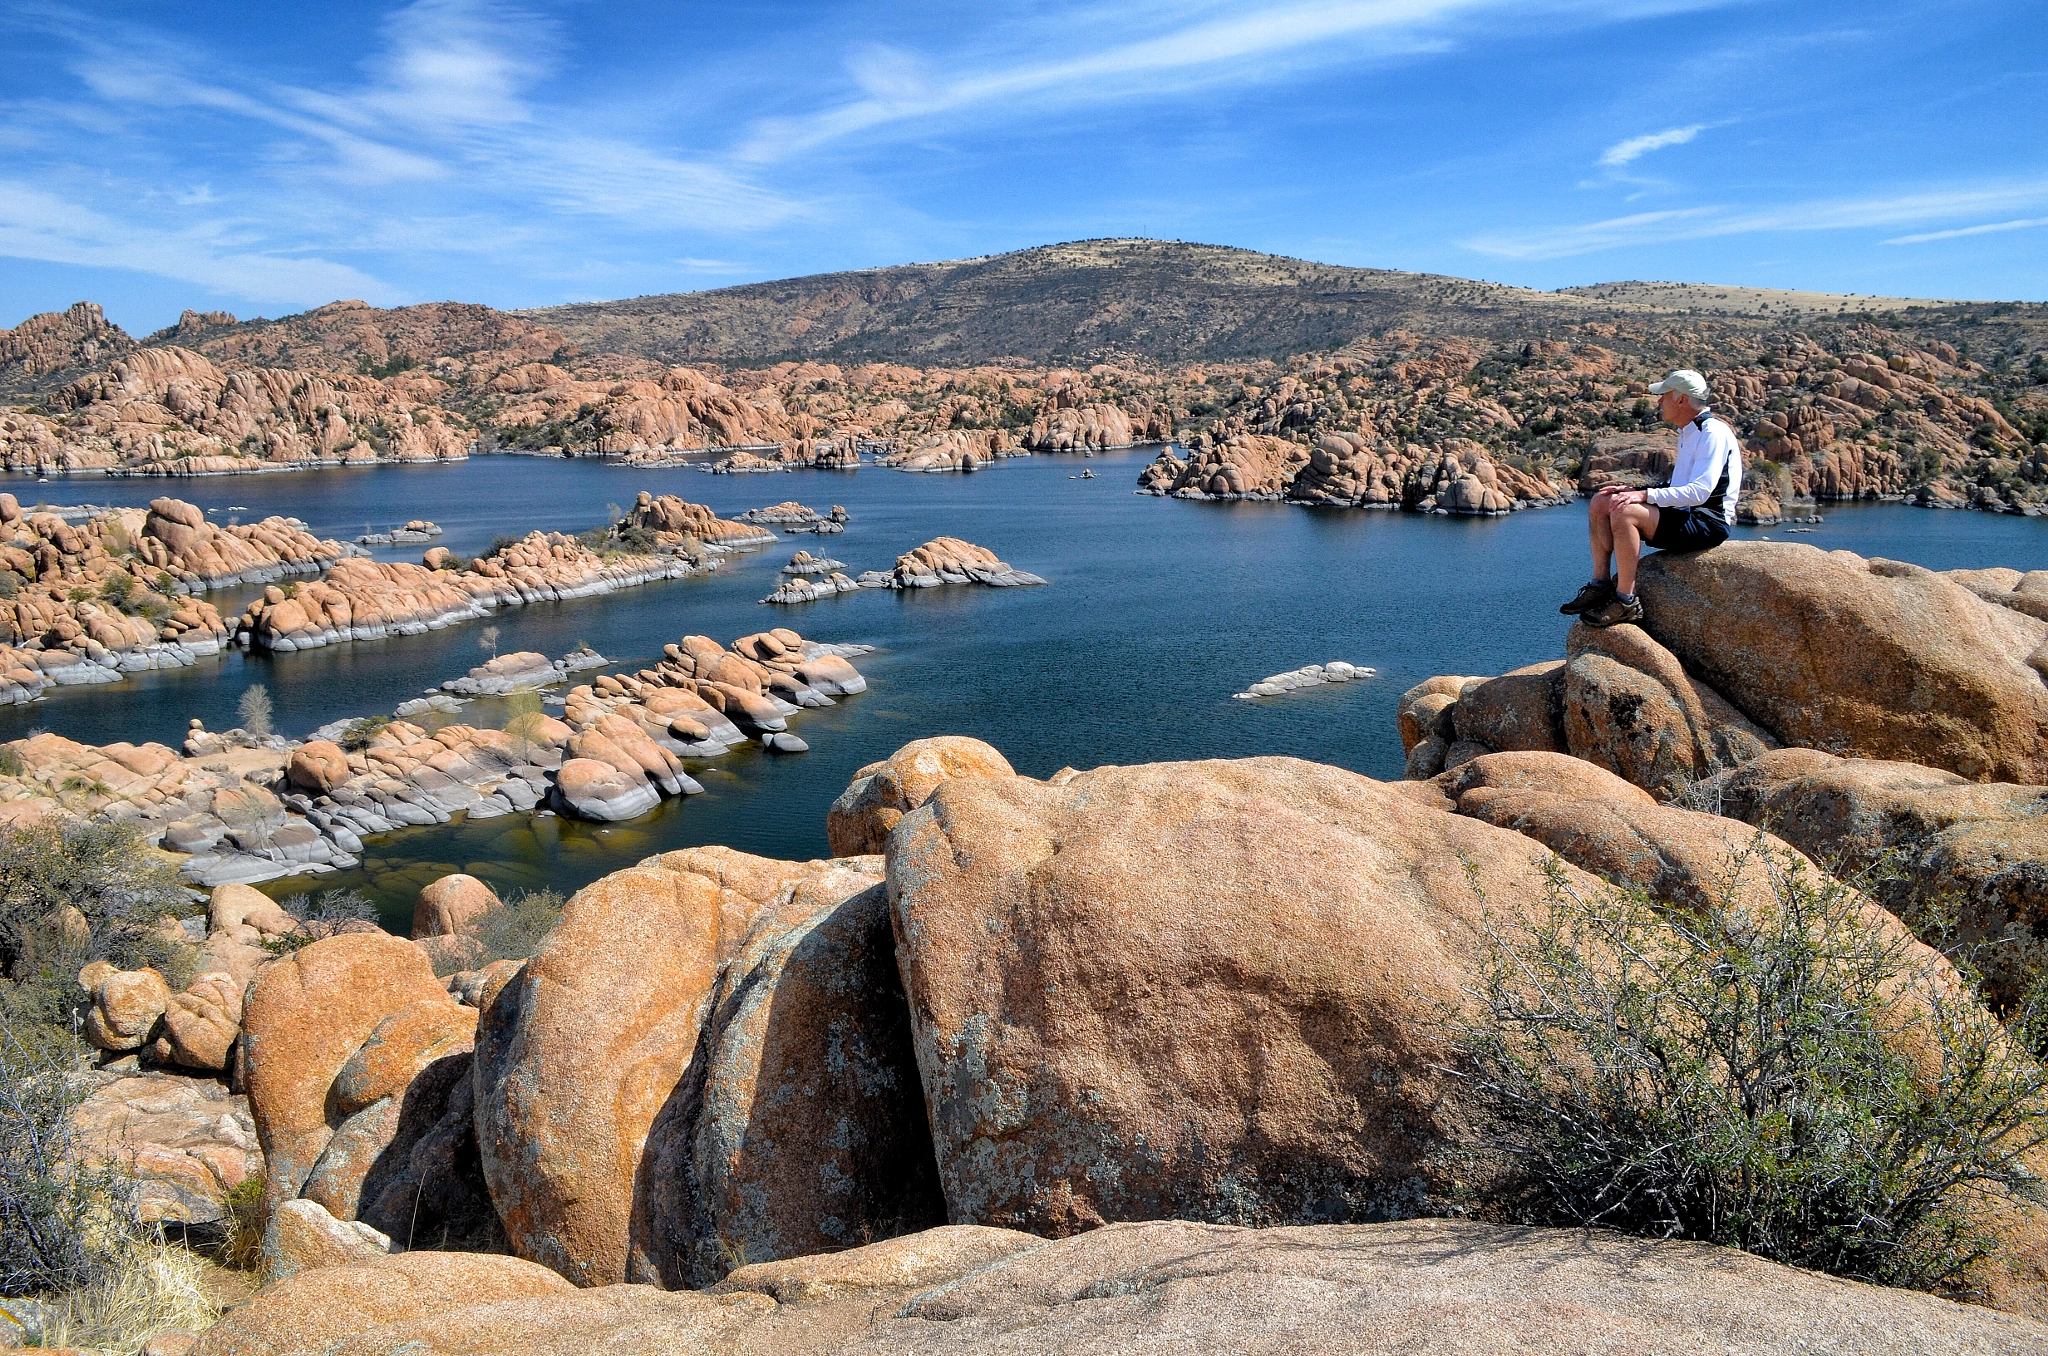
[1444,845,2048,1297]
[502,690,549,765]
[236,685,272,739]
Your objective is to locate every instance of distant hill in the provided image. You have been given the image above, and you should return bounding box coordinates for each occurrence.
[518,238,2006,369]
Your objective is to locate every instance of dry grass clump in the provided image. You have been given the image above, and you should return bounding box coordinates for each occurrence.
[30,1238,223,1355]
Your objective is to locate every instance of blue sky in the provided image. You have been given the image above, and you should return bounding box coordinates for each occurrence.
[2,0,2044,334]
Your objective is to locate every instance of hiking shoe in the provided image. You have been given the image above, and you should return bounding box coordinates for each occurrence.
[1559,579,1615,615]
[1582,592,1645,629]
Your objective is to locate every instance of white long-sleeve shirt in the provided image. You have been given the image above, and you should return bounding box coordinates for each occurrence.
[1646,409,1741,525]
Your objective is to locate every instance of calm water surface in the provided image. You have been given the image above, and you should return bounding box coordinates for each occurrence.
[8,455,2045,927]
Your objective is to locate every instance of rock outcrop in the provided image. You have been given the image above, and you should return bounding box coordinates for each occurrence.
[0,344,471,475]
[879,429,1023,471]
[887,756,1590,1234]
[1701,747,2048,1011]
[1140,431,1569,513]
[853,538,1046,590]
[1403,543,2048,791]
[236,532,695,653]
[0,495,359,690]
[1635,543,2048,783]
[0,630,872,888]
[763,549,858,602]
[1233,659,1372,699]
[186,1217,2048,1355]
[66,1070,263,1229]
[240,933,491,1266]
[439,646,603,696]
[1024,402,1134,451]
[615,492,777,551]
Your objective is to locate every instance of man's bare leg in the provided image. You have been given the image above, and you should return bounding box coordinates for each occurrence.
[1589,492,1616,581]
[1612,503,1660,595]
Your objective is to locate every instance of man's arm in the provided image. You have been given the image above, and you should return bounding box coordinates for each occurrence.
[1646,428,1730,509]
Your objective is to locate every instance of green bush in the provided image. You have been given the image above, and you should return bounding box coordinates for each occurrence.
[0,745,21,778]
[336,715,390,751]
[0,819,194,1028]
[431,889,565,978]
[1445,847,2048,1296]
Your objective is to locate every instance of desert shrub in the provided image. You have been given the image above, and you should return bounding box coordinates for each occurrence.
[99,573,134,607]
[0,819,194,1025]
[0,1023,123,1296]
[0,569,21,599]
[151,571,179,597]
[1445,846,2048,1296]
[211,1175,265,1272]
[235,685,272,739]
[336,715,389,751]
[471,889,565,969]
[0,745,21,778]
[486,534,520,557]
[613,524,658,554]
[263,889,378,955]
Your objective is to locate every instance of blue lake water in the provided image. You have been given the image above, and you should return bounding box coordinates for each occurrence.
[7,453,2045,928]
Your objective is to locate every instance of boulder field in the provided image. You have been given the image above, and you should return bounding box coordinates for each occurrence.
[133,726,2048,1351]
[1400,540,2048,1017]
[0,493,356,698]
[0,628,871,887]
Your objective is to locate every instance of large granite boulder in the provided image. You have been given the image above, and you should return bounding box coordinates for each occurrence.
[1560,621,1777,798]
[826,735,1016,856]
[1450,660,1565,753]
[1637,543,2048,782]
[886,755,1604,1235]
[472,846,918,1287]
[239,933,450,1262]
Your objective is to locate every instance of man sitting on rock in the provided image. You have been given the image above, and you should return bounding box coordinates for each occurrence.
[1562,368,1740,627]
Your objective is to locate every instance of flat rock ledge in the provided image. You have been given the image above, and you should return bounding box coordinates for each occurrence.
[186,1218,2047,1355]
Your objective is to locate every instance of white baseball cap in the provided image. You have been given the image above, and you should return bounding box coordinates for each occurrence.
[1648,369,1710,400]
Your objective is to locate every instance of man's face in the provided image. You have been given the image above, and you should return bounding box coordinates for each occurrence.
[1657,391,1696,425]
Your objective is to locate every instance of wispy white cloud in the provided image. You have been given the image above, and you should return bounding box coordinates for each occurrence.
[738,0,1714,162]
[1598,123,1704,167]
[1882,216,2048,245]
[0,179,400,305]
[1466,180,2048,259]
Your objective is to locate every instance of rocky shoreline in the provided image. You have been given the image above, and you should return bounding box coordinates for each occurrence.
[0,628,875,889]
[29,536,2048,1354]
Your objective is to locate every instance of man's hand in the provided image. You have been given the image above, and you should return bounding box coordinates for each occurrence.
[1596,485,1647,506]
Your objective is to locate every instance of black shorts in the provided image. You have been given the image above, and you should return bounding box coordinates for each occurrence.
[1647,506,1730,554]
